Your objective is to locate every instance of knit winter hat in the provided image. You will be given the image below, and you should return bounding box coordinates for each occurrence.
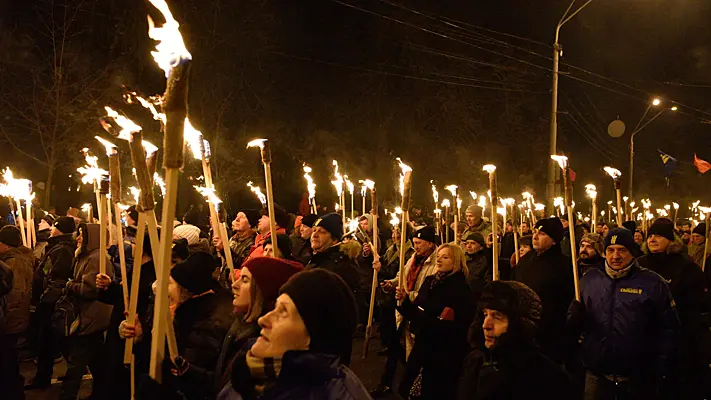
[648,218,676,242]
[170,251,217,294]
[462,231,486,248]
[238,209,261,228]
[580,233,604,256]
[243,257,303,304]
[173,224,201,246]
[604,228,637,253]
[465,205,482,216]
[171,238,190,262]
[53,216,76,235]
[280,269,357,360]
[622,220,637,232]
[534,217,565,243]
[126,205,139,224]
[313,213,343,241]
[41,214,56,227]
[414,226,437,244]
[301,214,319,228]
[263,234,293,258]
[261,205,289,230]
[478,281,542,339]
[0,226,23,247]
[693,223,706,236]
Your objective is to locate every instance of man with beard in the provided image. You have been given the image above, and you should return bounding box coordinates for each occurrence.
[511,217,573,364]
[462,205,491,239]
[569,228,680,399]
[462,231,492,301]
[578,233,605,275]
[639,218,711,399]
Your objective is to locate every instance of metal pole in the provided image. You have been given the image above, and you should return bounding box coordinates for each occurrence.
[547,42,561,212]
[629,134,635,201]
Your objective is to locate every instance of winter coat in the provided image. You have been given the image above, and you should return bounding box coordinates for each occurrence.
[247,228,286,261]
[500,232,515,260]
[305,243,360,294]
[33,228,51,260]
[226,347,371,400]
[688,243,705,267]
[38,233,76,306]
[173,284,235,400]
[0,246,35,334]
[290,236,313,266]
[397,271,475,399]
[229,233,256,268]
[638,241,711,397]
[66,224,115,335]
[379,241,414,281]
[578,256,605,277]
[181,318,259,398]
[457,341,574,400]
[462,219,492,242]
[0,259,13,335]
[510,244,573,363]
[577,261,680,380]
[466,249,493,302]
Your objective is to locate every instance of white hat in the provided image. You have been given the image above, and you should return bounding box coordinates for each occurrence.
[173,224,200,246]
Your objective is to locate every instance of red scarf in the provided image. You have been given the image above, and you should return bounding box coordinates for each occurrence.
[406,252,431,291]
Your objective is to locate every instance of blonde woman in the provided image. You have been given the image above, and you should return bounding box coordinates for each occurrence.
[395,243,476,399]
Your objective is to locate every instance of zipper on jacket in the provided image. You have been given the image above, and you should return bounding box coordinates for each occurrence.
[607,276,617,376]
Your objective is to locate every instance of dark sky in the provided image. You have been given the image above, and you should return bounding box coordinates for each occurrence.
[1,0,710,213]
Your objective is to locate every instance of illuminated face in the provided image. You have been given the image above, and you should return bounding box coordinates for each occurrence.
[600,224,609,238]
[647,234,671,254]
[251,294,310,359]
[521,222,530,234]
[633,231,644,245]
[413,237,435,257]
[482,308,509,349]
[39,219,51,231]
[391,228,401,243]
[464,240,481,255]
[466,212,479,227]
[691,233,705,246]
[532,230,554,253]
[561,219,569,229]
[300,225,313,240]
[264,243,275,258]
[257,215,270,235]
[519,244,531,259]
[579,241,598,260]
[359,218,369,232]
[436,247,455,273]
[605,244,634,270]
[310,226,335,253]
[233,212,251,233]
[232,267,252,313]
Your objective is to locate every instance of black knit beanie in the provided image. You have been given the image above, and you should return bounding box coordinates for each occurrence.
[0,226,23,247]
[313,213,343,241]
[170,251,217,294]
[648,218,676,242]
[238,209,261,229]
[693,223,706,237]
[280,269,357,362]
[534,217,565,243]
[604,228,637,253]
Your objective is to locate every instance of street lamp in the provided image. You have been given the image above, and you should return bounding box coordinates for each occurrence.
[548,0,594,211]
[628,99,677,199]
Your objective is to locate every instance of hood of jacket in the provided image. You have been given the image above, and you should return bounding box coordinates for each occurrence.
[338,241,361,260]
[78,223,101,255]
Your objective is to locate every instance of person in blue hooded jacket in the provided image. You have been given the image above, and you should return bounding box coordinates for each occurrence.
[568,228,680,399]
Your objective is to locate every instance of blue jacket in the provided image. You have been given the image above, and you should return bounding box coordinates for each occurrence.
[579,261,680,379]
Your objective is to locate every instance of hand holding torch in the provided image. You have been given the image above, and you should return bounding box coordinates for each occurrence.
[552,155,581,301]
[248,139,280,259]
[483,165,499,280]
[603,166,623,226]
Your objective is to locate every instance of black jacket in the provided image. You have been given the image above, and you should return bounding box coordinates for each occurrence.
[500,232,515,260]
[511,244,574,363]
[305,244,360,294]
[38,234,76,306]
[457,341,574,400]
[291,236,313,265]
[397,271,475,399]
[466,249,493,302]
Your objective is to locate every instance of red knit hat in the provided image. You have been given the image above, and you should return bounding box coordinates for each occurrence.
[242,257,303,303]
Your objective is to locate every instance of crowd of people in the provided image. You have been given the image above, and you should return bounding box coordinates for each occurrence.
[0,200,710,399]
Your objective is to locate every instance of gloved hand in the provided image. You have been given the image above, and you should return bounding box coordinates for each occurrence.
[567,299,586,335]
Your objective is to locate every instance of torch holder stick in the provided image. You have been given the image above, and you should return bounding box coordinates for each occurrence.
[341,193,346,235]
[615,181,623,226]
[150,61,189,381]
[704,221,710,272]
[363,186,379,358]
[124,212,146,364]
[563,166,581,301]
[114,204,129,310]
[261,145,281,259]
[219,221,235,279]
[489,172,499,281]
[26,200,35,249]
[15,199,27,247]
[674,208,678,229]
[397,171,412,293]
[592,201,597,233]
[445,206,450,243]
[513,226,520,265]
[98,179,109,276]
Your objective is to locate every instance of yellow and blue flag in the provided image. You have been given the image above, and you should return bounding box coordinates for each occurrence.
[659,149,677,186]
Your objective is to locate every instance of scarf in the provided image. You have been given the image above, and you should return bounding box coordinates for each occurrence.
[605,260,634,280]
[428,271,451,290]
[245,350,282,396]
[406,252,431,291]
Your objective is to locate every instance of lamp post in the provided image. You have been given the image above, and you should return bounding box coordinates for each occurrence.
[548,0,593,210]
[629,99,677,199]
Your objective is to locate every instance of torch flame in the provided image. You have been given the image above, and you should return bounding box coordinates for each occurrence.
[478,196,487,208]
[344,175,354,194]
[522,191,532,200]
[331,160,343,197]
[143,140,159,157]
[550,155,568,170]
[146,0,192,77]
[469,191,477,201]
[673,202,679,210]
[129,187,140,204]
[184,119,207,161]
[664,204,671,210]
[359,179,374,196]
[396,158,412,196]
[247,181,267,207]
[430,183,439,204]
[457,197,462,211]
[154,173,166,196]
[585,184,597,199]
[603,166,622,180]
[135,95,166,123]
[105,106,143,141]
[441,199,450,208]
[482,164,497,174]
[246,139,267,149]
[95,136,118,156]
[534,203,545,211]
[623,196,629,202]
[194,185,222,207]
[81,203,92,213]
[0,168,34,201]
[444,185,458,198]
[77,149,108,186]
[303,164,316,201]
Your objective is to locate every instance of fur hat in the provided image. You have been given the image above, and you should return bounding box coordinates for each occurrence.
[580,233,604,256]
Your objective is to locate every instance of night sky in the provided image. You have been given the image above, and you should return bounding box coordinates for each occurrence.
[1,0,710,215]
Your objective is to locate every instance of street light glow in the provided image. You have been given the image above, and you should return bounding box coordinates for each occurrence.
[652,98,661,106]
[671,106,678,111]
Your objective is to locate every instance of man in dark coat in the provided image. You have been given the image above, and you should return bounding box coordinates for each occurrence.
[291,213,317,265]
[304,213,360,294]
[0,257,23,400]
[640,218,711,399]
[26,216,76,390]
[511,217,573,364]
[462,231,493,302]
[570,228,680,399]
[457,280,574,399]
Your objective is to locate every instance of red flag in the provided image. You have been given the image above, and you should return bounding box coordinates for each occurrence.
[694,154,711,174]
[569,168,577,182]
